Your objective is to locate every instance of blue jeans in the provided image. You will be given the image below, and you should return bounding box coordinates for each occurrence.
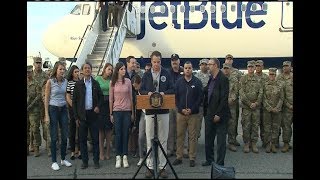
[49,105,69,163]
[113,111,131,156]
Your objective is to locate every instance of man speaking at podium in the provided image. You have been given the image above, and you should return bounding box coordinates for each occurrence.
[140,51,174,178]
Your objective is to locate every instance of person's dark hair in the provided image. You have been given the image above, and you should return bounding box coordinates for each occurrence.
[100,63,113,79]
[111,62,125,86]
[66,65,79,81]
[145,63,151,67]
[126,56,135,64]
[184,61,193,67]
[81,61,92,70]
[211,58,220,69]
[150,50,162,59]
[131,74,141,85]
[50,61,65,79]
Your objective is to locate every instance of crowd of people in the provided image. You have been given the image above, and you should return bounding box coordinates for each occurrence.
[27,52,293,178]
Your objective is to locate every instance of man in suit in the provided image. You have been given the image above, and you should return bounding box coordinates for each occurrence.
[202,58,230,166]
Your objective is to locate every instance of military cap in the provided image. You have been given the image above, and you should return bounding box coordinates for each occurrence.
[58,57,66,61]
[223,63,231,69]
[171,54,180,61]
[33,57,42,63]
[255,60,264,66]
[225,54,233,59]
[269,68,277,74]
[27,65,33,72]
[199,58,208,65]
[283,61,291,66]
[247,60,255,67]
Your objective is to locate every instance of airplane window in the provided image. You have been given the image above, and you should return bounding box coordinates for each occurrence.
[190,5,195,12]
[241,4,246,11]
[160,5,165,14]
[210,5,216,13]
[150,5,155,14]
[141,6,145,14]
[180,5,185,13]
[70,4,81,15]
[82,4,90,15]
[170,5,175,13]
[221,4,226,13]
[200,5,205,13]
[231,4,236,12]
[262,3,268,11]
[251,3,257,11]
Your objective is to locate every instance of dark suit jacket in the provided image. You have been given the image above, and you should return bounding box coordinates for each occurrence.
[72,76,103,121]
[203,70,231,123]
[140,67,174,115]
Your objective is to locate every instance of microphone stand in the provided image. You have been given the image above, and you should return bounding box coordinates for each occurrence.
[132,80,178,179]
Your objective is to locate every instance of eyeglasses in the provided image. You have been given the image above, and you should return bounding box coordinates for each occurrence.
[207,63,215,66]
[35,62,42,64]
[269,74,276,76]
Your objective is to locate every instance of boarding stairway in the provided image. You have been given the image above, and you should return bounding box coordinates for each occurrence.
[71,2,139,76]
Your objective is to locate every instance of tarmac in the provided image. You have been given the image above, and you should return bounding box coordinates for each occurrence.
[27,119,293,179]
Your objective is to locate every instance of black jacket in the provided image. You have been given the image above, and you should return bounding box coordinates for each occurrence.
[175,76,203,114]
[203,70,231,123]
[140,68,174,115]
[72,76,103,121]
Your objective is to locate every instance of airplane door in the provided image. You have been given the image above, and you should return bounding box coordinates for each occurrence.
[280,1,293,31]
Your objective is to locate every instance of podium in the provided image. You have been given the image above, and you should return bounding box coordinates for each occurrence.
[133,94,178,179]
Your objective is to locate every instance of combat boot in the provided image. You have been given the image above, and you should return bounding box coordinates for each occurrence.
[29,144,34,152]
[234,141,240,146]
[271,144,277,153]
[251,143,259,153]
[34,146,40,157]
[281,143,289,153]
[265,143,271,153]
[243,143,250,153]
[228,144,237,152]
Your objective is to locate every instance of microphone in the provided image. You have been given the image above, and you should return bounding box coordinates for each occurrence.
[153,80,158,91]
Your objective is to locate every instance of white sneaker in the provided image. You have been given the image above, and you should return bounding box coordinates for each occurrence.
[115,155,121,168]
[51,162,60,171]
[123,155,129,168]
[61,159,72,167]
[137,158,143,166]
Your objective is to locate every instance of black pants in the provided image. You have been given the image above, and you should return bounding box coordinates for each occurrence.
[101,5,108,31]
[68,106,80,152]
[204,117,227,166]
[79,110,99,164]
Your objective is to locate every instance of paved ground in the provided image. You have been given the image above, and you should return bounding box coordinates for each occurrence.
[27,119,293,179]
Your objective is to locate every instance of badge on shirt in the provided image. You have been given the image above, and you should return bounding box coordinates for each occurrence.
[160,76,166,82]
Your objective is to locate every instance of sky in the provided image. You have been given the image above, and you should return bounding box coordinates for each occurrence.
[27,2,77,63]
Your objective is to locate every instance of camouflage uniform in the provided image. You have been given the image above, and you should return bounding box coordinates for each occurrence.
[223,64,240,146]
[263,68,284,152]
[255,60,269,146]
[276,61,293,152]
[27,65,33,155]
[32,57,50,155]
[239,61,263,152]
[27,66,44,156]
[194,59,210,138]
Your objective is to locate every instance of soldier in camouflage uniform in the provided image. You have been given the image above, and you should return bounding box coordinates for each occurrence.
[27,65,34,156]
[28,58,46,157]
[263,68,284,153]
[194,59,210,139]
[222,63,239,152]
[255,60,269,148]
[224,54,242,146]
[32,57,50,156]
[239,60,263,153]
[276,61,293,152]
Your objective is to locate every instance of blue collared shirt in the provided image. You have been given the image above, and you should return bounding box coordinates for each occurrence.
[84,77,93,110]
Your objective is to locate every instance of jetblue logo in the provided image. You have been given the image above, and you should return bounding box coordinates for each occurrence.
[137,1,267,40]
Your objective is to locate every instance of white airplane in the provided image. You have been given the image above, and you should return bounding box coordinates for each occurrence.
[42,1,293,69]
